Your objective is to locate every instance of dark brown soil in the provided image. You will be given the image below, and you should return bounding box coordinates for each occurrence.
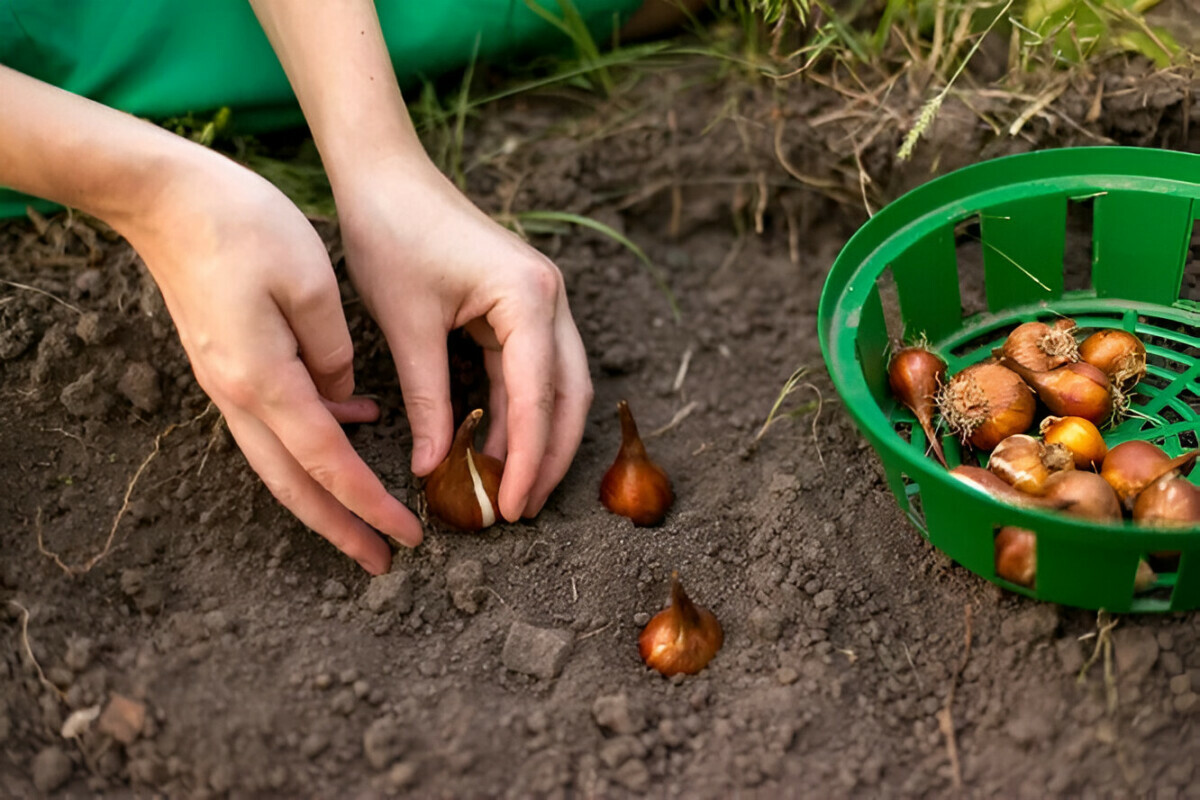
[3,50,1200,799]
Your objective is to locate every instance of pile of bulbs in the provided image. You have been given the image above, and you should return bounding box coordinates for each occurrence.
[889,319,1199,590]
[423,400,722,677]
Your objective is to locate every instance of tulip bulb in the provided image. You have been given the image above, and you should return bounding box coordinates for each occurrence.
[425,409,503,531]
[999,318,1079,372]
[949,466,1069,511]
[1039,416,1107,470]
[1133,476,1200,528]
[600,400,673,526]
[995,527,1036,587]
[888,345,948,467]
[1101,441,1199,511]
[1079,329,1146,389]
[937,363,1036,451]
[638,573,723,677]
[1042,470,1122,521]
[987,434,1073,496]
[1002,359,1113,426]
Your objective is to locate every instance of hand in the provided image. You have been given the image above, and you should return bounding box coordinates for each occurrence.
[122,149,422,574]
[334,156,593,521]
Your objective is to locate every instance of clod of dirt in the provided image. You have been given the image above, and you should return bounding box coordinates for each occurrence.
[386,762,418,792]
[999,604,1060,645]
[0,316,36,360]
[362,715,407,771]
[360,569,413,615]
[446,559,486,614]
[748,606,784,643]
[598,734,647,768]
[64,636,94,672]
[118,361,162,414]
[1114,627,1160,685]
[321,579,348,600]
[612,759,652,792]
[592,692,646,736]
[31,745,73,793]
[501,621,573,679]
[97,694,147,745]
[75,311,116,346]
[60,368,111,418]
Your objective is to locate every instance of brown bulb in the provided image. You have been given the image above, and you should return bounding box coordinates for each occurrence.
[987,434,1073,496]
[1133,476,1200,528]
[1101,441,1198,511]
[638,573,723,677]
[600,401,672,526]
[1079,329,1146,388]
[995,527,1036,587]
[937,363,1036,450]
[425,409,503,531]
[888,346,947,467]
[949,466,1069,510]
[1003,359,1113,426]
[999,318,1078,372]
[1042,470,1122,521]
[1040,416,1107,470]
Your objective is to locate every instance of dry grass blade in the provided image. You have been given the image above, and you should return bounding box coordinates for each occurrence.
[8,601,66,701]
[0,279,83,315]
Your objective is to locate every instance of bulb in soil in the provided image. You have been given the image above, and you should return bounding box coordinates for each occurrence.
[638,573,723,677]
[425,409,503,531]
[600,400,673,526]
[937,363,1036,451]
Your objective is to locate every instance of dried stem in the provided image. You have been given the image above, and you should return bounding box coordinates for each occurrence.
[937,603,973,791]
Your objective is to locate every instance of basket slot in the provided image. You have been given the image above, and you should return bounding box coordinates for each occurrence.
[891,225,961,343]
[1093,192,1193,306]
[980,195,1066,312]
[855,281,892,408]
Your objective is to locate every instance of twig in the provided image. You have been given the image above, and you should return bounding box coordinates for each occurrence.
[672,346,694,394]
[8,601,66,701]
[0,279,83,315]
[648,401,699,439]
[937,603,973,791]
[577,622,614,641]
[1008,77,1070,137]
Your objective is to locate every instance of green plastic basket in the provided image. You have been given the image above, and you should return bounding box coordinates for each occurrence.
[819,147,1200,613]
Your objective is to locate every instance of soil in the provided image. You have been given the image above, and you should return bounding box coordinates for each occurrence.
[3,43,1200,798]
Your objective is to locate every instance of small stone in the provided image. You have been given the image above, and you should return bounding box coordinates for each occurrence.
[598,735,647,769]
[314,673,333,690]
[748,606,783,642]
[1175,693,1198,714]
[446,560,486,614]
[361,570,413,615]
[776,667,799,686]
[387,762,418,791]
[97,694,146,745]
[363,716,406,770]
[592,693,645,735]
[300,732,329,759]
[117,362,162,414]
[353,680,371,699]
[60,369,110,418]
[1171,674,1192,696]
[339,668,360,685]
[658,718,686,748]
[501,622,573,679]
[1114,627,1159,685]
[611,759,650,792]
[633,612,651,626]
[321,580,348,600]
[331,689,357,716]
[64,636,95,672]
[32,746,73,793]
[812,590,836,610]
[1000,604,1060,644]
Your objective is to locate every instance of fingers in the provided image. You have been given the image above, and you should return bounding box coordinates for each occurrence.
[384,308,453,477]
[222,406,394,575]
[255,362,424,548]
[273,268,357,403]
[324,395,381,425]
[522,306,592,516]
[496,315,557,522]
[481,348,508,460]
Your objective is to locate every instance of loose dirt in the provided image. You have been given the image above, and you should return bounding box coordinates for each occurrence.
[3,50,1200,798]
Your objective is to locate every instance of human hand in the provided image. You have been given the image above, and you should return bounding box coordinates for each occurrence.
[122,149,422,574]
[334,156,593,522]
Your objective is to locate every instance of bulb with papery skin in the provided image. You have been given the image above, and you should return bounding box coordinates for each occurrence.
[1101,441,1198,511]
[425,409,503,531]
[638,573,723,677]
[600,400,672,526]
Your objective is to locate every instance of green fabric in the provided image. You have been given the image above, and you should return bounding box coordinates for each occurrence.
[0,0,643,217]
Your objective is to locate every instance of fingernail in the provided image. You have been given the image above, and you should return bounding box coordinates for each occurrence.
[358,554,387,575]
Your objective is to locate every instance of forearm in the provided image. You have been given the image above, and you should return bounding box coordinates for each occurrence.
[0,65,209,234]
[248,0,430,186]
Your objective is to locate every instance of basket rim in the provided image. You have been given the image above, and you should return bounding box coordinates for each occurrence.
[818,145,1200,547]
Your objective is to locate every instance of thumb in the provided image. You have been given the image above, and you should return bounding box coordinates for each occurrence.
[385,313,453,476]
